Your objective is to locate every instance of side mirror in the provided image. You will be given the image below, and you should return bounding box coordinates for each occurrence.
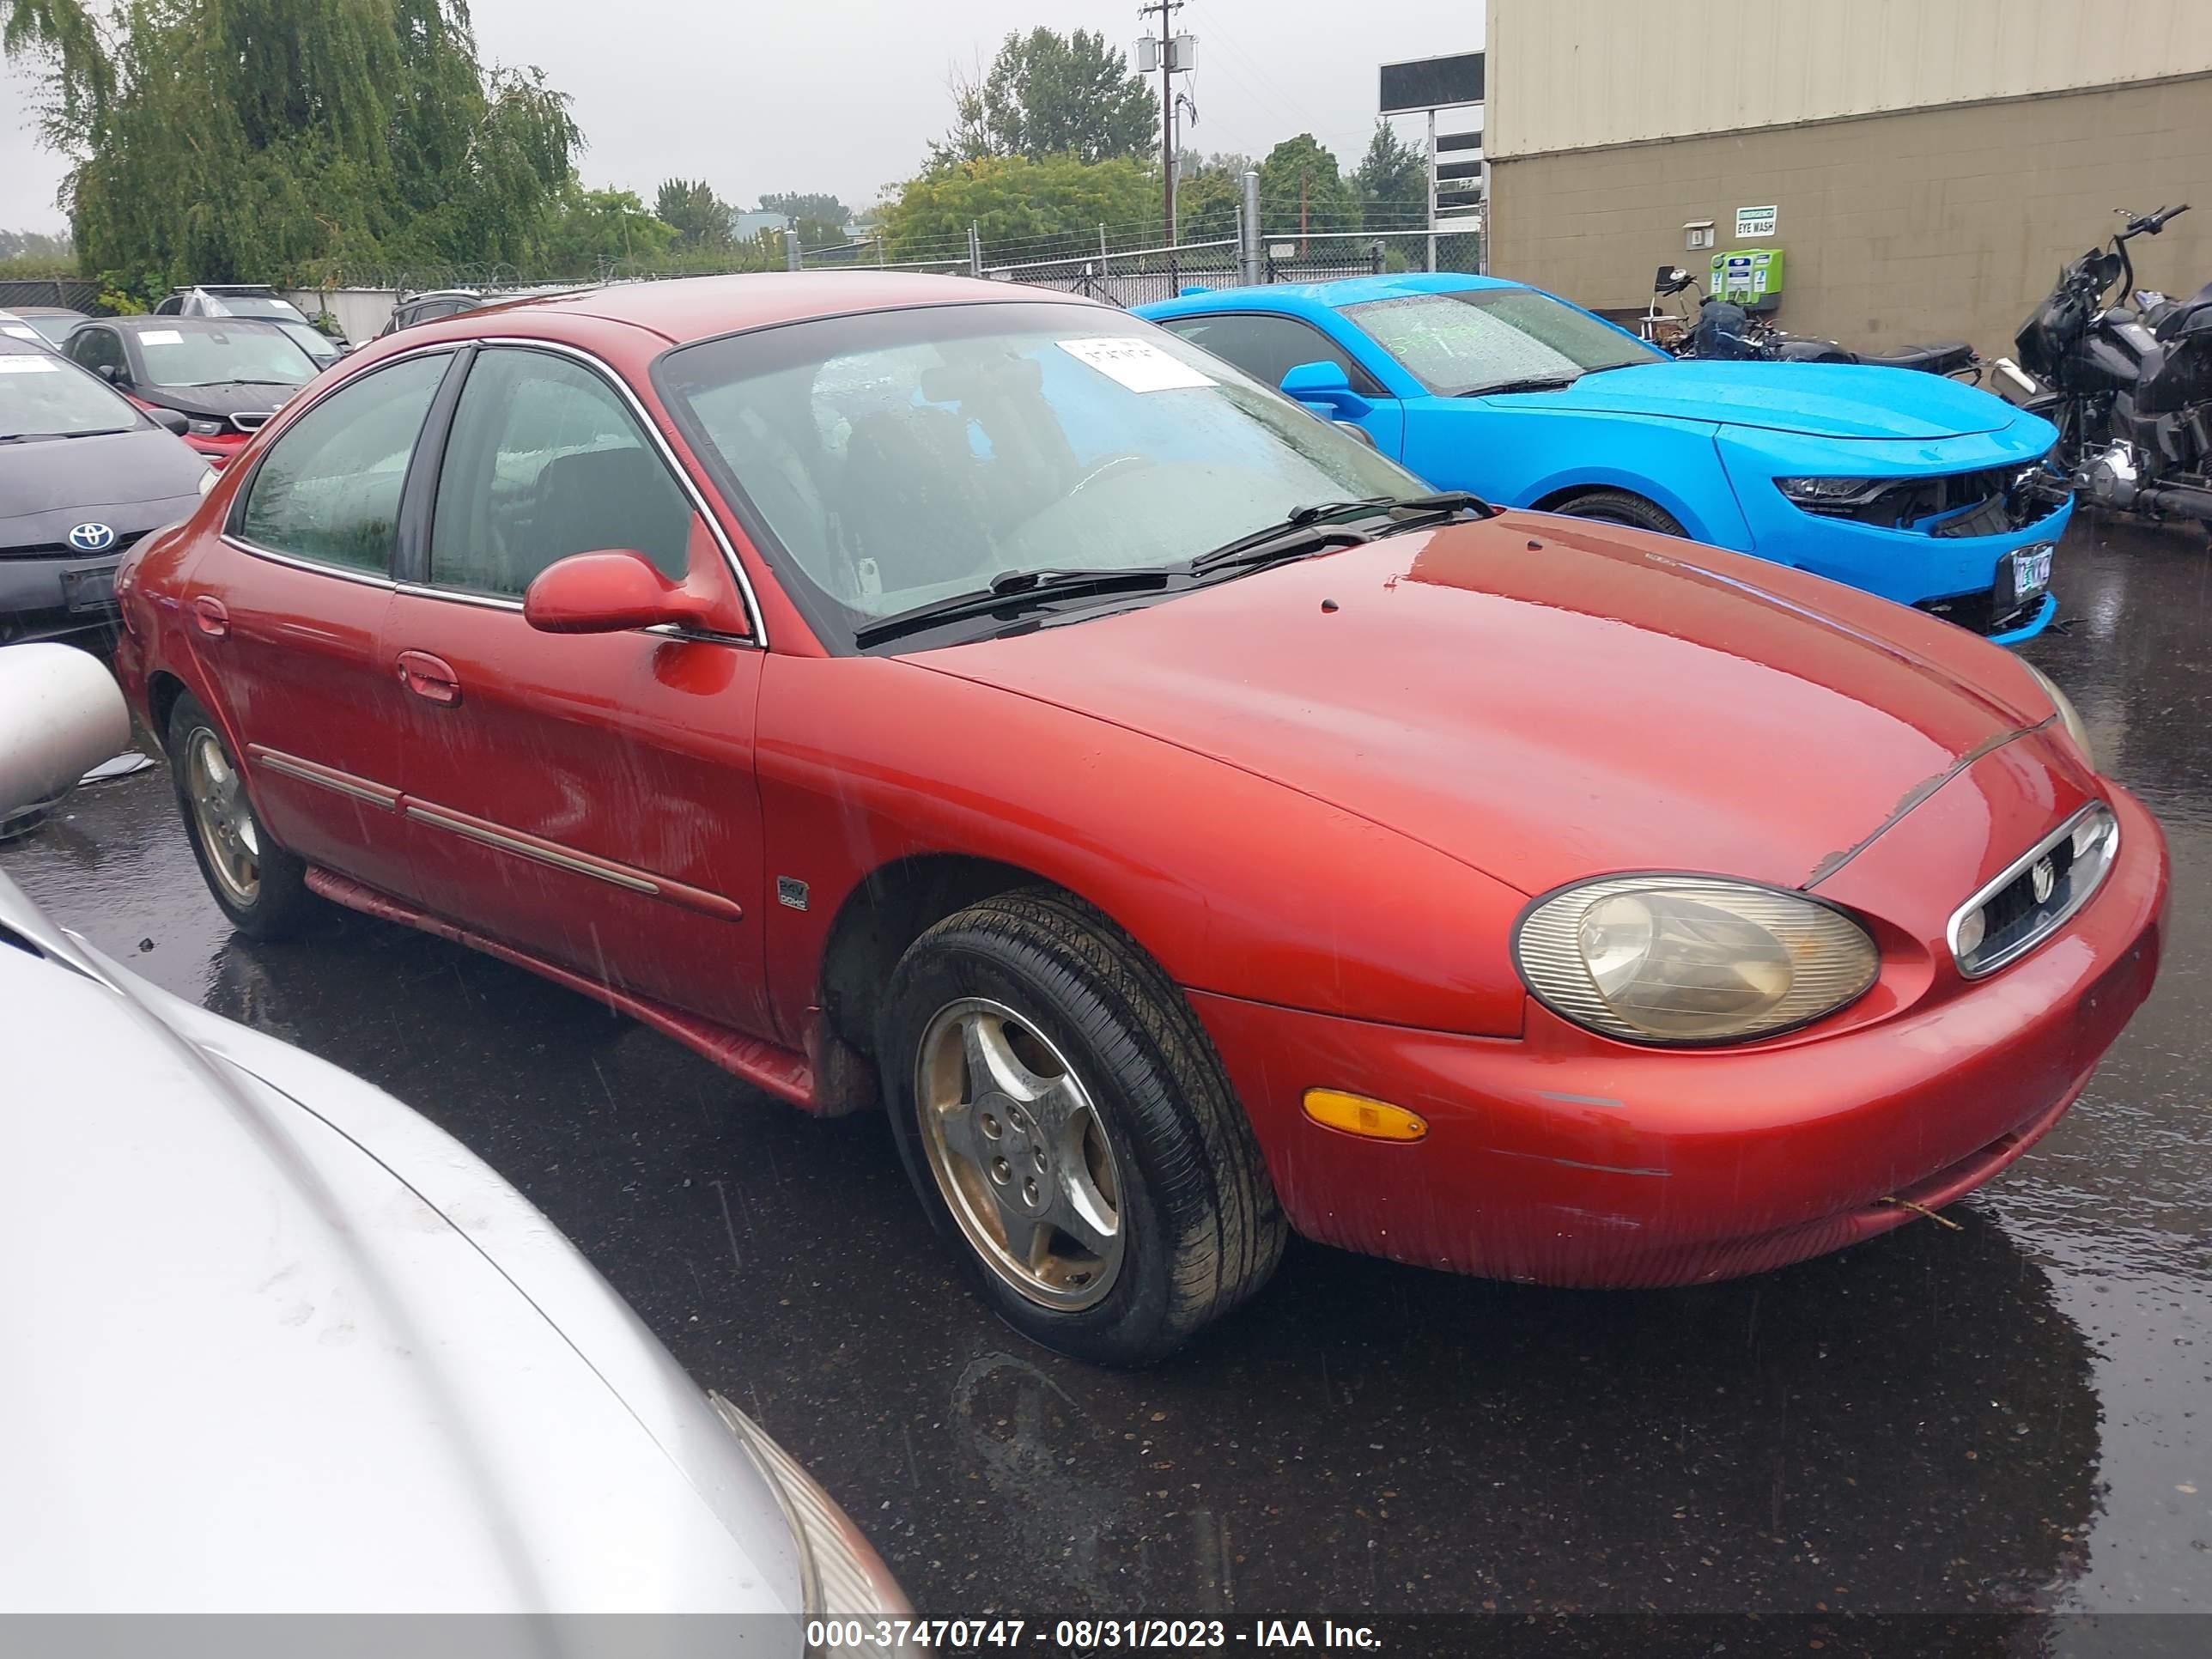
[0,643,131,820]
[1279,359,1374,422]
[523,549,746,637]
[148,405,190,436]
[96,362,122,384]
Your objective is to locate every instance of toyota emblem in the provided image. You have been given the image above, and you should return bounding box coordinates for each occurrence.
[67,522,118,553]
[2030,856,2057,904]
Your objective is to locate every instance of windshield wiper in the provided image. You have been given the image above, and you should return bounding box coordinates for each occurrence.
[854,566,1175,647]
[1457,375,1580,398]
[1190,491,1489,574]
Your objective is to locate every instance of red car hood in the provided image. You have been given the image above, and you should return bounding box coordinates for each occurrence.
[908,512,2045,898]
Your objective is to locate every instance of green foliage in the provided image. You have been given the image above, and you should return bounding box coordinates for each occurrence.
[3,0,581,290]
[1175,152,1252,244]
[758,191,852,228]
[1353,122,1427,229]
[655,178,733,252]
[881,153,1157,262]
[931,27,1155,169]
[535,183,677,273]
[93,272,145,313]
[1257,134,1360,239]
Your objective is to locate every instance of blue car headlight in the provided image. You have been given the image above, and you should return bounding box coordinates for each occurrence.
[1775,476,1888,512]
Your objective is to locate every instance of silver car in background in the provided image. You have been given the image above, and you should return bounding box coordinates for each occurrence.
[0,644,916,1641]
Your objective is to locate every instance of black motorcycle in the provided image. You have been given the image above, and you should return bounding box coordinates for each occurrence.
[1640,267,1982,380]
[2003,204,2212,532]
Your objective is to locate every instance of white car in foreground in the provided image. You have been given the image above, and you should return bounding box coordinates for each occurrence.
[0,643,916,1638]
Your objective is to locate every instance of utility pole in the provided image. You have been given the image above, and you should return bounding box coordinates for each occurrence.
[1138,0,1190,259]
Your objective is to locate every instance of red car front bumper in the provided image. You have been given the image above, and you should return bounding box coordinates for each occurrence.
[1193,784,2167,1288]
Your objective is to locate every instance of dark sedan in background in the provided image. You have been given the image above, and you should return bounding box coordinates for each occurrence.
[64,315,319,469]
[1,335,209,644]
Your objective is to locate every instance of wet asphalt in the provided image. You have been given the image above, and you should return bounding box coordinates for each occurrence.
[5,511,2209,1648]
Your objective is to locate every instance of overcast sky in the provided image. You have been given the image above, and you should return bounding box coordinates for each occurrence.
[0,0,1484,232]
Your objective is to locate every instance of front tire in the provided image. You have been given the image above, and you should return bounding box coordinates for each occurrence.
[880,890,1285,1365]
[1551,489,1686,537]
[167,692,316,940]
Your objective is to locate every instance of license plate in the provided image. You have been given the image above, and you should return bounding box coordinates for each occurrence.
[61,562,118,613]
[2008,544,2054,601]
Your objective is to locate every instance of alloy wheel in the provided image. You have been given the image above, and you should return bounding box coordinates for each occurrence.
[915,996,1126,1310]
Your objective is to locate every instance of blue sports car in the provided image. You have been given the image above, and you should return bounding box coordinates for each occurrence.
[1137,274,2071,644]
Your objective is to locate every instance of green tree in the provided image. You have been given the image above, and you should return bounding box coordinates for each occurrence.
[3,0,580,289]
[535,182,676,273]
[1175,151,1252,243]
[880,154,1157,262]
[1352,122,1427,230]
[758,191,853,228]
[931,28,1155,168]
[654,177,733,252]
[1257,134,1359,240]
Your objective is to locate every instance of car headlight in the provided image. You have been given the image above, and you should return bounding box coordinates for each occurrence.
[2021,659,2094,769]
[1774,476,1887,512]
[186,417,224,436]
[197,466,216,496]
[1514,876,1879,1044]
[708,1392,921,1654]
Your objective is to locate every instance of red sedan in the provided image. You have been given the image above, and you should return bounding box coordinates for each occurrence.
[112,275,2166,1364]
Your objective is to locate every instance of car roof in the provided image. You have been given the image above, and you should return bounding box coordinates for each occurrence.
[10,305,85,319]
[1141,270,1522,317]
[106,313,277,331]
[460,270,1096,344]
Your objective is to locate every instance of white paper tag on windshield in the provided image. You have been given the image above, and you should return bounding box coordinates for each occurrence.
[0,355,59,373]
[1,325,37,339]
[141,329,184,345]
[1057,336,1213,392]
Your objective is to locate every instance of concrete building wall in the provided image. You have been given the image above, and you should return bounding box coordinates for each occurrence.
[1486,0,2212,161]
[1486,77,2212,359]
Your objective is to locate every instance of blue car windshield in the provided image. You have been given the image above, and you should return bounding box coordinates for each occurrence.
[1345,288,1664,396]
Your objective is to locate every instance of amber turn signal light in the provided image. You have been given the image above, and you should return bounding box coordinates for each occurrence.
[1303,1089,1428,1142]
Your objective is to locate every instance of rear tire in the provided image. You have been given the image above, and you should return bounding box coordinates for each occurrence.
[167,692,317,941]
[879,889,1285,1365]
[1552,489,1686,537]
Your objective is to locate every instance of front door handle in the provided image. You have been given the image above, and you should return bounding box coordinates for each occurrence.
[396,650,461,707]
[191,595,229,638]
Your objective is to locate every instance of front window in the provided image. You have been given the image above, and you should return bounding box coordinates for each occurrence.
[0,350,137,439]
[1345,287,1662,396]
[656,301,1423,646]
[132,324,319,389]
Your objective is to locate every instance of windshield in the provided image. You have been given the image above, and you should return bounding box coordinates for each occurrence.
[656,301,1425,646]
[206,293,309,323]
[0,350,137,438]
[133,324,317,388]
[274,319,339,362]
[1345,287,1664,395]
[21,314,82,345]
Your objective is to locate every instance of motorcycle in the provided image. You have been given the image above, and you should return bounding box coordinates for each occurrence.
[1639,267,1982,381]
[1996,204,2212,535]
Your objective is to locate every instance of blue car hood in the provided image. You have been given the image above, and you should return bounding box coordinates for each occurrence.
[1482,360,2013,441]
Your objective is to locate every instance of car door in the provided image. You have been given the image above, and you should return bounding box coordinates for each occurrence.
[1153,311,1406,458]
[188,349,459,895]
[383,342,773,1036]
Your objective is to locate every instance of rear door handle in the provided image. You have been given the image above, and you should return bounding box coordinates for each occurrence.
[191,595,229,638]
[396,650,461,707]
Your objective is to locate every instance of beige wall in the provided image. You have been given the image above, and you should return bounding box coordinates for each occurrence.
[1487,0,2212,161]
[1487,78,2212,360]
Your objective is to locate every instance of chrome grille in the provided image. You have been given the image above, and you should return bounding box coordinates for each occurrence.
[1948,805,2119,978]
